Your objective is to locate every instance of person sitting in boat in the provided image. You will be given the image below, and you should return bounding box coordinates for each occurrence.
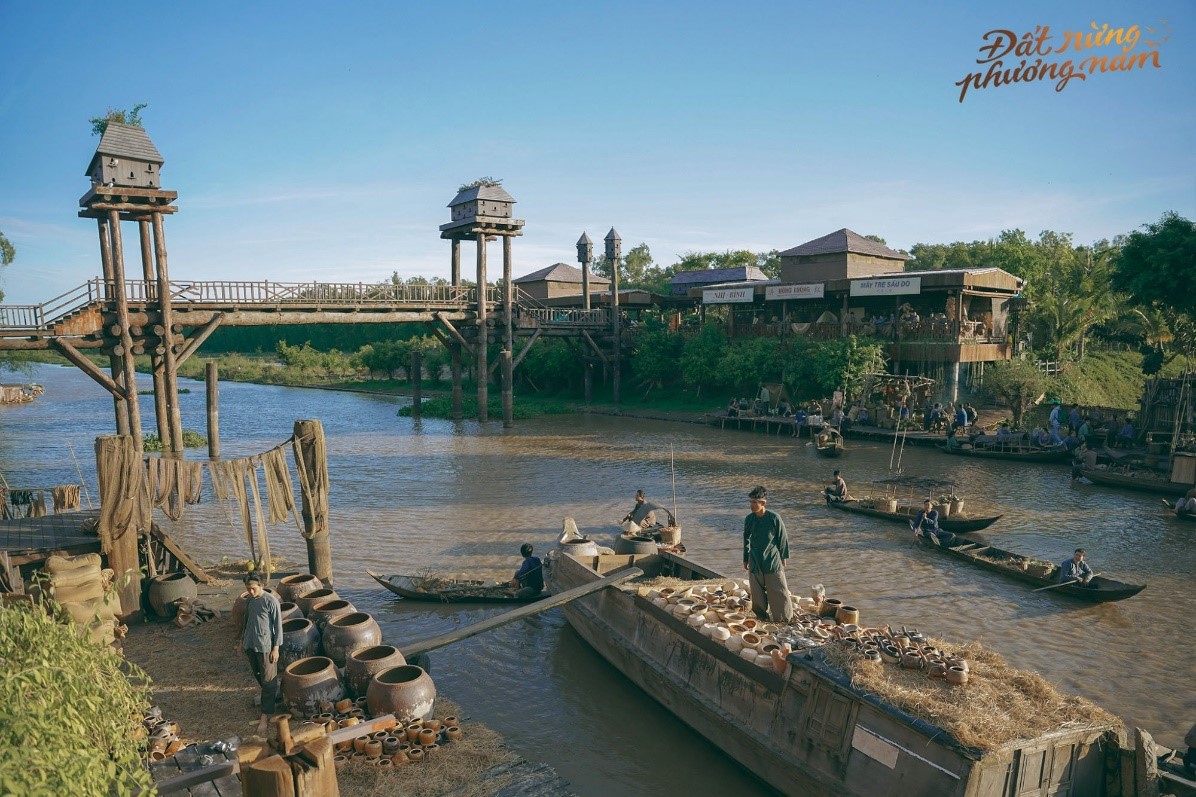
[1063,428,1082,452]
[1115,418,1136,448]
[622,489,675,529]
[508,543,544,599]
[912,500,956,546]
[1058,548,1094,586]
[952,404,968,433]
[1175,486,1196,513]
[823,470,848,503]
[996,422,1012,437]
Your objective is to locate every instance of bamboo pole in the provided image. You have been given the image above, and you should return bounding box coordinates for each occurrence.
[206,362,220,458]
[293,420,333,584]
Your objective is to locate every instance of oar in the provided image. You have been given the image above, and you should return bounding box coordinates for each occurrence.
[1033,573,1101,592]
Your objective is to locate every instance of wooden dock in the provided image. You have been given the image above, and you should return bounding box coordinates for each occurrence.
[705,413,950,448]
[0,509,101,566]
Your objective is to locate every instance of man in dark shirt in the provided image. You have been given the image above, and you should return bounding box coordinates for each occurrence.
[510,543,544,599]
[234,573,283,727]
[743,486,794,623]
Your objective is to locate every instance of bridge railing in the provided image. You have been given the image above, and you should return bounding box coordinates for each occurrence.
[0,280,106,331]
[523,307,611,326]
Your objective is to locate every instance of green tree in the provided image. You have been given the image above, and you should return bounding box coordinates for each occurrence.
[1112,212,1196,316]
[89,103,147,136]
[783,337,886,402]
[631,328,683,394]
[0,227,13,303]
[983,359,1048,429]
[592,242,655,289]
[717,338,786,395]
[679,325,727,397]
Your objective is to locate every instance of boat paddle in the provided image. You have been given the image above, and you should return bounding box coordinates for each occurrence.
[1032,573,1101,592]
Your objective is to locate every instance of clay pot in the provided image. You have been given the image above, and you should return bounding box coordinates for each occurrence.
[423,718,443,733]
[297,588,340,617]
[309,599,356,632]
[334,754,348,768]
[346,645,406,699]
[863,650,882,665]
[281,656,345,717]
[947,657,970,673]
[407,748,424,763]
[148,573,198,619]
[559,538,599,558]
[946,666,969,686]
[353,736,370,754]
[378,758,393,768]
[740,632,762,650]
[338,718,359,729]
[405,724,422,743]
[365,756,381,766]
[418,728,436,746]
[280,619,322,670]
[445,725,463,742]
[928,663,948,680]
[278,602,303,624]
[335,698,354,714]
[323,612,382,667]
[382,736,401,755]
[835,606,860,626]
[367,665,436,724]
[365,740,382,757]
[821,598,843,619]
[901,651,924,670]
[277,573,323,604]
[232,588,281,632]
[422,743,439,758]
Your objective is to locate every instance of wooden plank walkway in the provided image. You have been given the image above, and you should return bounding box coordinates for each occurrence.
[148,743,241,796]
[0,509,101,565]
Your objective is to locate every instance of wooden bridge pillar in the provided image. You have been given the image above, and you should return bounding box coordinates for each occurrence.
[95,219,130,436]
[139,219,171,444]
[502,235,514,427]
[107,211,143,451]
[152,213,184,453]
[476,234,489,422]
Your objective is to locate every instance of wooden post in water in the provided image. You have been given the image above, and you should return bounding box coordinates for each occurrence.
[139,220,170,444]
[293,419,333,584]
[501,350,513,428]
[152,213,184,454]
[411,350,422,418]
[475,235,489,422]
[108,211,143,451]
[450,343,463,421]
[206,362,220,458]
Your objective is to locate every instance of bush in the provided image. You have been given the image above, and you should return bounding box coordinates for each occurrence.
[143,429,208,452]
[0,602,153,796]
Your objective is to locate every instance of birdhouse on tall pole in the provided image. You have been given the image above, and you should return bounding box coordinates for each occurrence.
[604,228,623,404]
[576,232,594,311]
[439,181,525,424]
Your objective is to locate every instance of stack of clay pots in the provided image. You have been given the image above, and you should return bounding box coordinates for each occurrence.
[139,706,185,761]
[333,715,465,769]
[42,553,123,646]
[881,628,970,686]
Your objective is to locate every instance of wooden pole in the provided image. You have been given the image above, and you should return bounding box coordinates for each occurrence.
[138,220,170,446]
[476,235,488,422]
[293,420,333,584]
[450,238,461,287]
[108,211,143,451]
[152,213,184,453]
[581,253,591,311]
[450,343,463,421]
[501,350,513,428]
[95,218,130,435]
[410,350,422,418]
[398,567,642,659]
[94,435,143,621]
[206,362,220,458]
[611,257,621,406]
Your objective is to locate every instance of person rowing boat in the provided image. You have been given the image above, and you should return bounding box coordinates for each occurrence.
[910,499,956,546]
[621,489,676,530]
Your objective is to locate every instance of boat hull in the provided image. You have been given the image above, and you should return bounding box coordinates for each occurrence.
[546,551,1114,797]
[1078,468,1191,495]
[827,500,1001,533]
[939,444,1070,463]
[367,571,542,603]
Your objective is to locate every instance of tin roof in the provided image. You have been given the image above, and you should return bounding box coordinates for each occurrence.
[780,228,910,260]
[86,122,163,174]
[514,262,611,285]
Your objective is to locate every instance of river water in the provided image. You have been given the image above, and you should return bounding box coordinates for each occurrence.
[2,362,1193,796]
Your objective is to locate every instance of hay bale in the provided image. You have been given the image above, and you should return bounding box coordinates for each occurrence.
[44,553,102,575]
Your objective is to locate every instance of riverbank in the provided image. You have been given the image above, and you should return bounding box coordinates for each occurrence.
[120,561,571,796]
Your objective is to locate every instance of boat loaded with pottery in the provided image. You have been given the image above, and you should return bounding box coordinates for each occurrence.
[545,545,1126,797]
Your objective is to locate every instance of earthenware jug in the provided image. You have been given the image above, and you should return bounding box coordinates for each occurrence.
[367,665,437,724]
[346,645,406,699]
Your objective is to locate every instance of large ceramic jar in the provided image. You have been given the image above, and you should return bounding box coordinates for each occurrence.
[613,535,657,555]
[147,573,198,618]
[280,618,322,670]
[345,645,406,699]
[559,538,599,558]
[232,587,281,634]
[282,656,344,717]
[278,601,303,624]
[322,612,382,667]
[365,665,436,724]
[277,573,323,604]
[310,599,356,632]
[296,588,339,617]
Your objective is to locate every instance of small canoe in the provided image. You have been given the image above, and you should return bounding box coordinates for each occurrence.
[1077,467,1191,495]
[1161,500,1196,522]
[913,537,1145,603]
[827,498,1002,532]
[813,429,845,457]
[367,570,545,603]
[938,442,1071,463]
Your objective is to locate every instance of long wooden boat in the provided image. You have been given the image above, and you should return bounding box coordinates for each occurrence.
[913,537,1145,602]
[1161,500,1196,522]
[546,549,1118,796]
[938,442,1071,463]
[827,498,1002,532]
[1077,467,1192,495]
[367,570,544,603]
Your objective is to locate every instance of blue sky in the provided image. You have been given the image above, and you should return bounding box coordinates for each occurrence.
[0,1,1192,304]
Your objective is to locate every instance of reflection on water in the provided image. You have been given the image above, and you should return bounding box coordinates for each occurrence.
[3,363,1194,795]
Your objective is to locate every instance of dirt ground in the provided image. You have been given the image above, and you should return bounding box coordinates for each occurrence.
[121,562,522,797]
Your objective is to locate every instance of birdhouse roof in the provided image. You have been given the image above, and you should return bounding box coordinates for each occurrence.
[447,184,516,207]
[86,122,164,175]
[780,228,910,260]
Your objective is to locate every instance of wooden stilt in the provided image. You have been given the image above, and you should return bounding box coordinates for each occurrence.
[94,435,143,620]
[451,343,462,421]
[139,220,170,444]
[450,238,460,287]
[206,362,220,458]
[501,350,513,429]
[108,211,143,451]
[503,235,514,426]
[152,213,184,453]
[475,234,488,422]
[95,219,130,435]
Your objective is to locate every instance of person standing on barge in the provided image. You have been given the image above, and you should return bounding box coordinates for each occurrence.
[743,485,794,623]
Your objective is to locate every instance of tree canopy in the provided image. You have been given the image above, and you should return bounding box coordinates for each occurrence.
[89,103,147,136]
[0,228,13,303]
[1112,212,1196,317]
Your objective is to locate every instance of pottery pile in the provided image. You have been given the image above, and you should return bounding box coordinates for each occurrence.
[139,706,185,761]
[837,626,971,686]
[331,715,468,769]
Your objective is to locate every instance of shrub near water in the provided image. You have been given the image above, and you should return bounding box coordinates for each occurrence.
[0,602,154,796]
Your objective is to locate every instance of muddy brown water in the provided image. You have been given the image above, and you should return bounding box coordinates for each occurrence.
[3,363,1194,796]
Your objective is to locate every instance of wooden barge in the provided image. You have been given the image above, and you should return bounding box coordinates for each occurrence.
[546,549,1120,797]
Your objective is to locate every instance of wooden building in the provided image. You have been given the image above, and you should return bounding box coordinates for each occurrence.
[514,262,610,300]
[668,266,768,297]
[779,227,909,281]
